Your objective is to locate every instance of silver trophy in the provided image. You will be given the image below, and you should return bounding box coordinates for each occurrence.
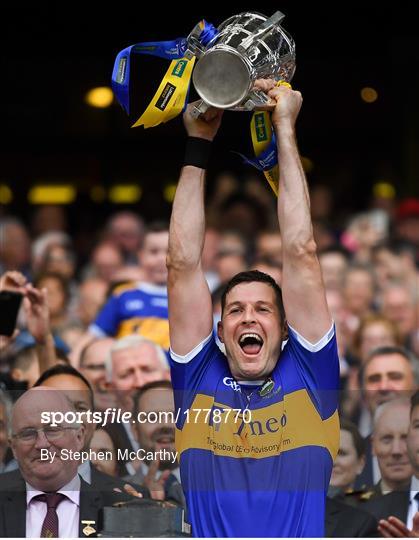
[185,12,296,116]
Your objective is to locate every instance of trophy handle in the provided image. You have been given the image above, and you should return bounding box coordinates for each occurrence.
[191,100,210,118]
[243,90,275,111]
[238,11,286,52]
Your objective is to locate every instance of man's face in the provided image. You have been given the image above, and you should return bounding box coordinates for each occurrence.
[363,354,415,414]
[135,387,176,470]
[10,389,84,492]
[343,270,374,315]
[382,288,415,337]
[138,231,168,285]
[112,343,168,411]
[319,253,347,290]
[372,404,412,486]
[218,282,282,380]
[40,374,94,449]
[359,322,397,363]
[80,339,117,412]
[408,405,419,474]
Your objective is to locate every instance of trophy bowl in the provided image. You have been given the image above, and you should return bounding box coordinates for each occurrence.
[192,11,296,112]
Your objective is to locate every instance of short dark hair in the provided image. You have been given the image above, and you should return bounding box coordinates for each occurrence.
[133,380,173,418]
[340,418,365,458]
[221,270,285,322]
[360,345,415,386]
[34,364,94,410]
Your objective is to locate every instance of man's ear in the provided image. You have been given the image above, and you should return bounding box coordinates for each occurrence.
[281,319,288,342]
[217,321,224,344]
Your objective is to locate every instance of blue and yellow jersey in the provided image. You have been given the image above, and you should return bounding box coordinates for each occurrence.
[169,324,339,537]
[89,282,169,349]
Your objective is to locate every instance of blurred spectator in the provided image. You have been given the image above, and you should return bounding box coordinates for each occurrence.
[89,427,129,477]
[310,184,334,222]
[395,198,419,255]
[105,211,144,265]
[381,284,418,347]
[372,240,418,295]
[372,398,412,494]
[342,264,376,326]
[88,223,169,348]
[79,338,117,412]
[31,205,68,236]
[10,346,40,389]
[76,277,108,328]
[34,272,71,334]
[0,389,16,472]
[255,229,282,266]
[341,211,388,263]
[31,231,72,276]
[40,244,76,281]
[128,381,183,505]
[215,250,247,284]
[351,314,402,366]
[312,219,336,252]
[87,242,124,284]
[218,192,269,238]
[0,218,31,276]
[59,322,85,350]
[329,419,366,496]
[319,246,350,291]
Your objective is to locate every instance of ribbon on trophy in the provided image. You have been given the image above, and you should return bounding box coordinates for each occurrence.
[111,21,218,128]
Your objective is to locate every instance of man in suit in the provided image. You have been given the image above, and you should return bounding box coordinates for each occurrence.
[0,387,138,537]
[124,380,184,507]
[105,336,170,464]
[355,346,417,489]
[364,390,419,528]
[325,496,378,537]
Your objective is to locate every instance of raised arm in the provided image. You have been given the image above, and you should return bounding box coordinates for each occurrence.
[167,104,223,355]
[268,86,332,342]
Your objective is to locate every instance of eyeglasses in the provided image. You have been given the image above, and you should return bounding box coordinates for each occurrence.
[12,426,77,444]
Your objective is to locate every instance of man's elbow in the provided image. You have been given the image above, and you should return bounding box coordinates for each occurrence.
[283,237,318,259]
[166,252,199,273]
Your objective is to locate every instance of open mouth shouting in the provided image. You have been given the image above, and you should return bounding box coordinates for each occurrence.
[239,333,264,355]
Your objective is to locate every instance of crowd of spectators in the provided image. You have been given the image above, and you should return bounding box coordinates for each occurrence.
[0,175,418,536]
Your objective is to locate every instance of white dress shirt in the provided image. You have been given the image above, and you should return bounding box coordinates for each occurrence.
[407,475,419,530]
[26,474,80,538]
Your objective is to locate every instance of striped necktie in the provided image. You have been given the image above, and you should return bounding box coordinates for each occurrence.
[34,493,67,538]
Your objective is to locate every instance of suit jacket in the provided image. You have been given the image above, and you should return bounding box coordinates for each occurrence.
[0,469,139,538]
[124,468,185,508]
[362,489,411,524]
[355,434,374,490]
[325,496,378,537]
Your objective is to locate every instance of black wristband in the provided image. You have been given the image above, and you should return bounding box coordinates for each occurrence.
[183,137,212,169]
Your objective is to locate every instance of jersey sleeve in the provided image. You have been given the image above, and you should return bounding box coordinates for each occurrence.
[88,294,120,337]
[286,323,339,419]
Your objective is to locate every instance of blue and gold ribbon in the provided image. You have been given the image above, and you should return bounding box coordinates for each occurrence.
[111,21,217,128]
